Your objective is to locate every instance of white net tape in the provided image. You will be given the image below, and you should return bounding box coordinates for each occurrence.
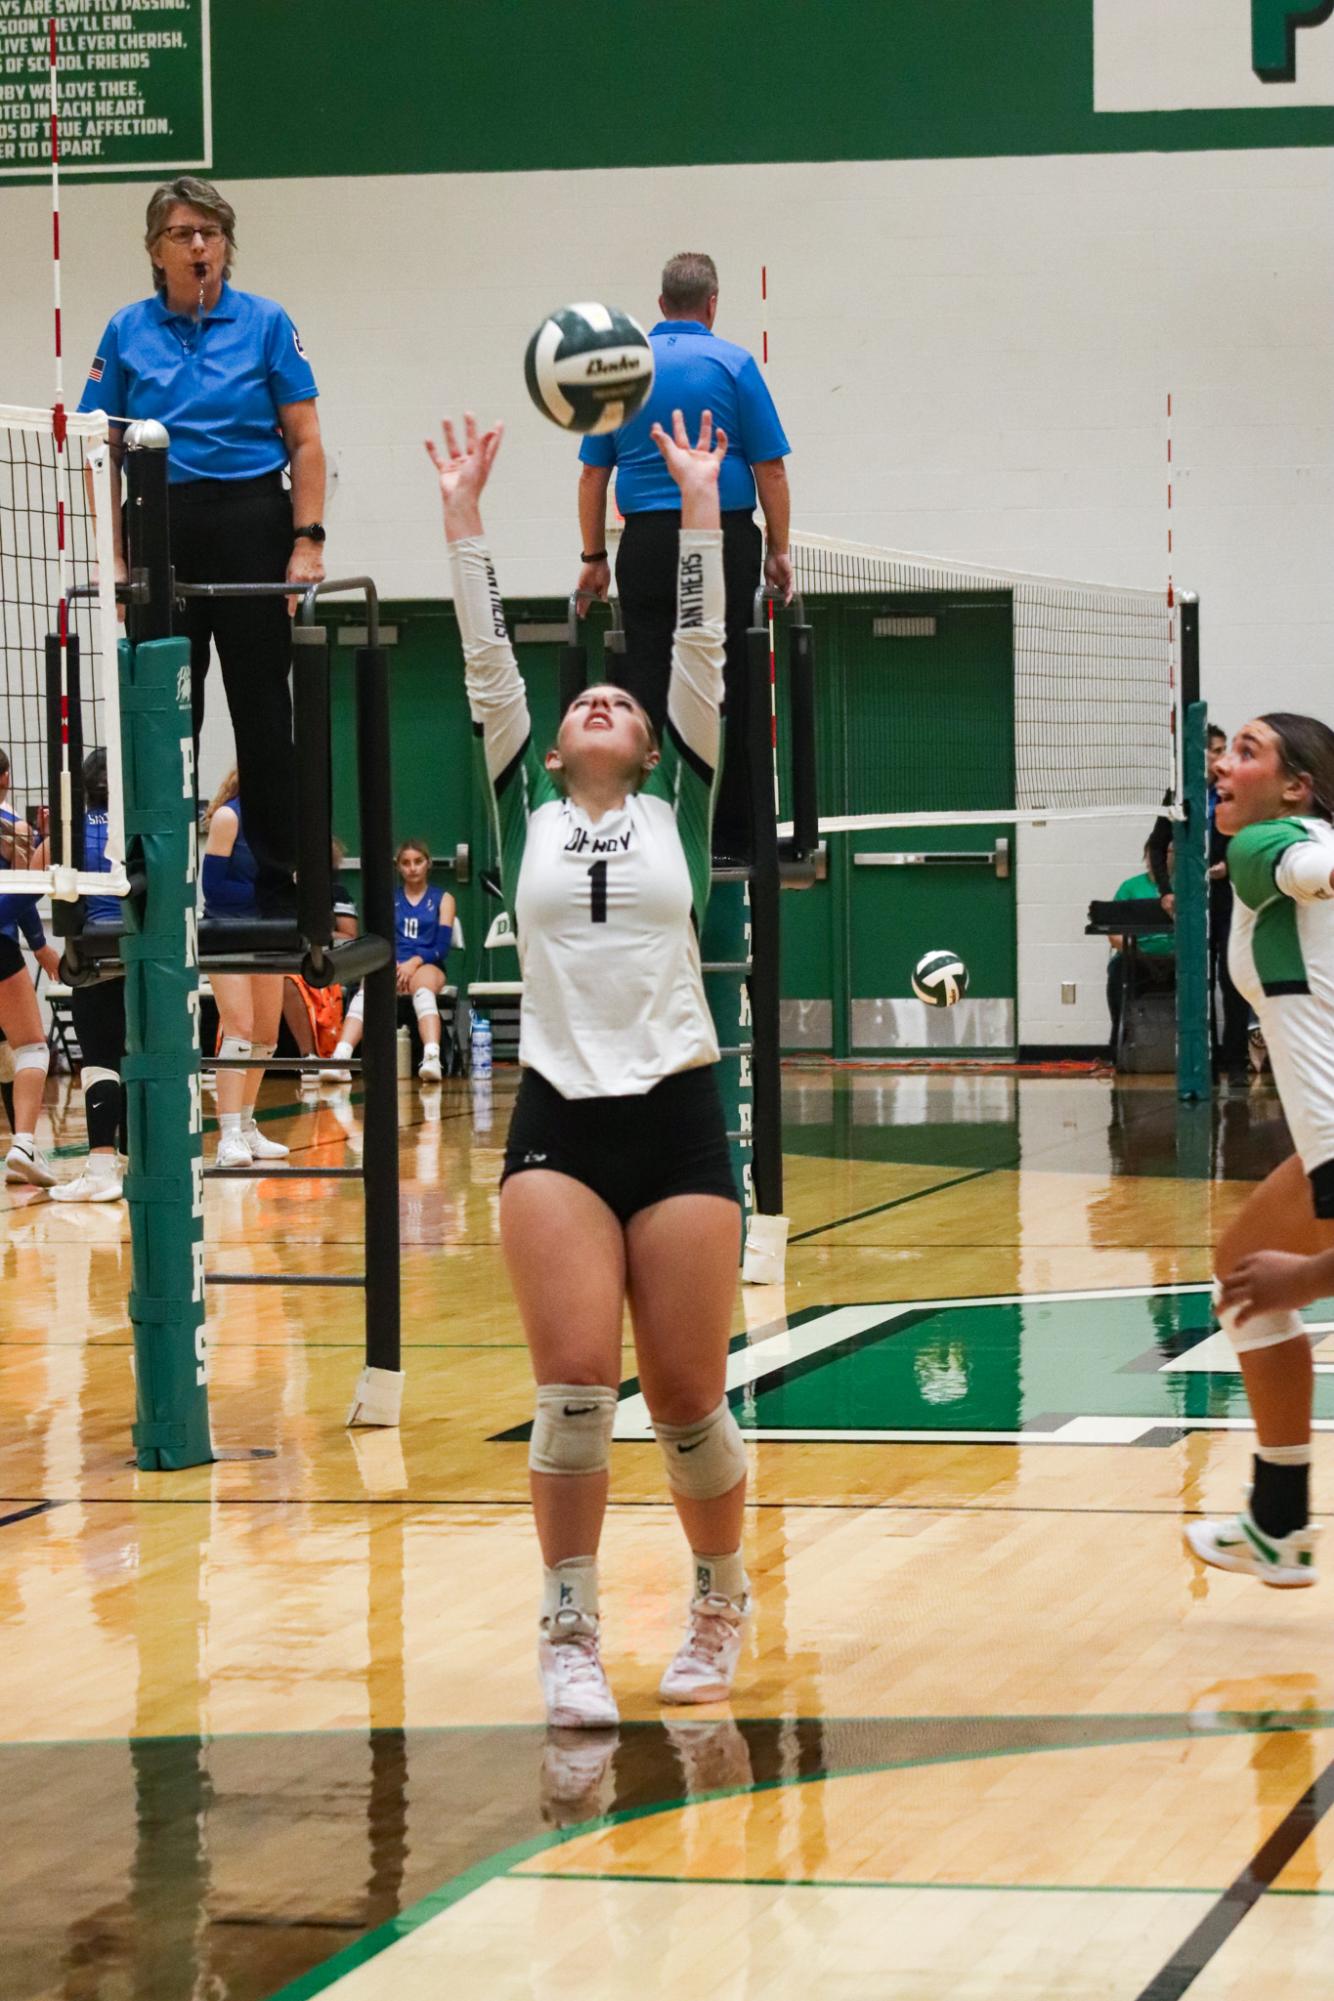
[0,402,126,896]
[782,532,1176,831]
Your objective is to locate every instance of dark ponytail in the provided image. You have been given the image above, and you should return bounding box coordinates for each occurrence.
[1259,713,1334,823]
[82,747,109,810]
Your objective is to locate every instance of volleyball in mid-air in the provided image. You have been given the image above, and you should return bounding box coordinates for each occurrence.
[912,949,970,1008]
[524,303,654,435]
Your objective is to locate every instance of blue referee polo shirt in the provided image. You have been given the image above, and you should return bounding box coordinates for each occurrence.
[77,284,318,484]
[579,320,789,514]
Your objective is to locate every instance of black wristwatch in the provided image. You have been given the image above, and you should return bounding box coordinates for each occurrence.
[292,521,326,544]
[580,548,608,563]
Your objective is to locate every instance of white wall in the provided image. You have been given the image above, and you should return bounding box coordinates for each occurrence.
[3,145,1329,1038]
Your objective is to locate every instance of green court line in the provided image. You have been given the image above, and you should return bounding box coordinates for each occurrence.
[261,1714,1334,2001]
[789,1162,1006,1243]
[515,1870,1240,1896]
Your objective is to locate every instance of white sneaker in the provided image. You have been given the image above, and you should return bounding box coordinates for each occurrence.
[4,1142,56,1189]
[418,1053,443,1083]
[50,1163,124,1203]
[538,1612,619,1728]
[215,1132,253,1170]
[243,1124,289,1160]
[321,1065,352,1085]
[1186,1507,1319,1588]
[659,1593,749,1704]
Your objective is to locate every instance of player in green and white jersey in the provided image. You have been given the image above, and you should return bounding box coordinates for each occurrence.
[425,410,749,1728]
[1188,713,1334,1588]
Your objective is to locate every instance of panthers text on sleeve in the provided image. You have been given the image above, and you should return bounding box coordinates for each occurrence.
[448,529,725,1099]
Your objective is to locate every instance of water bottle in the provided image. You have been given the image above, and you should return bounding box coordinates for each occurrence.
[470,1009,493,1078]
[395,1025,411,1078]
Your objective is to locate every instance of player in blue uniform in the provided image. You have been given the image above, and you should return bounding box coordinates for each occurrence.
[327,841,455,1084]
[202,770,289,1169]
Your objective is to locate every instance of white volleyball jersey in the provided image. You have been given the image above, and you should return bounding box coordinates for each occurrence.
[1228,815,1334,1173]
[449,530,725,1099]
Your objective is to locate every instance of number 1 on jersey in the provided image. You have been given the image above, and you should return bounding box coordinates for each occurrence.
[587,859,608,924]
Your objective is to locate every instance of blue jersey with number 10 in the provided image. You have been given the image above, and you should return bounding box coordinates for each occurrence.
[395,884,451,966]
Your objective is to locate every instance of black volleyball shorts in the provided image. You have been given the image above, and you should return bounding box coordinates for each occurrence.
[502,1064,740,1224]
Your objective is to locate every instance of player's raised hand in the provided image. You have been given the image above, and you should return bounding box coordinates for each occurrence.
[425,414,504,538]
[650,407,727,492]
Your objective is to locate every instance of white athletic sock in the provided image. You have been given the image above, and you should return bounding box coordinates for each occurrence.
[87,1152,118,1181]
[692,1549,748,1605]
[219,1112,243,1140]
[1257,1442,1313,1467]
[542,1555,599,1630]
[422,1041,440,1061]
[332,1041,354,1063]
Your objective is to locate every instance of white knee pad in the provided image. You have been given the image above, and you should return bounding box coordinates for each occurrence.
[80,1065,120,1091]
[252,1041,276,1061]
[529,1383,618,1476]
[1216,1283,1308,1356]
[412,985,438,1023]
[13,1042,49,1078]
[346,988,366,1025]
[219,1035,251,1064]
[654,1399,748,1500]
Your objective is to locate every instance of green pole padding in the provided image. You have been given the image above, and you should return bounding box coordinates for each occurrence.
[121,636,212,1470]
[702,877,754,1228]
[1174,699,1211,1104]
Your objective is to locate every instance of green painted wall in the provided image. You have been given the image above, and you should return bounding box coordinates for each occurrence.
[7,0,1332,190]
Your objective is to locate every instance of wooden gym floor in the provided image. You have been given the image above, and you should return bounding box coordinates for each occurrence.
[3,1064,1333,2001]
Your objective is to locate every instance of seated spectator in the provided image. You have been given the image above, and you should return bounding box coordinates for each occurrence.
[325,840,455,1086]
[1107,844,1175,1061]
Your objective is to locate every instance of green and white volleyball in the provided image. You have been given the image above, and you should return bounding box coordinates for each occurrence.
[523,303,654,435]
[912,949,970,1008]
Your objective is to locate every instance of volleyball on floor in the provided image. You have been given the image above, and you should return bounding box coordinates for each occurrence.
[524,303,654,435]
[912,949,969,1008]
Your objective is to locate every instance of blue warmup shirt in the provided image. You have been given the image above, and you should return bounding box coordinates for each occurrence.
[202,803,259,918]
[579,320,789,513]
[395,884,451,967]
[82,811,121,926]
[77,284,318,483]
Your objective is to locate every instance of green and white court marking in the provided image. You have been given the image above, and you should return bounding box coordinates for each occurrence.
[608,1286,1334,1448]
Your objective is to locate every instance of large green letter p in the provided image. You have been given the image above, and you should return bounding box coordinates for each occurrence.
[1252,0,1334,82]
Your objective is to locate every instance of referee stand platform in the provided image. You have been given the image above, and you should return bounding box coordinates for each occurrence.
[58,420,404,1469]
[560,582,820,1284]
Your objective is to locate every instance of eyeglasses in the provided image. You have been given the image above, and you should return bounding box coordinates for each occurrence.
[159,224,225,245]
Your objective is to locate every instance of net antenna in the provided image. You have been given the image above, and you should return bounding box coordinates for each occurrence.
[0,17,127,901]
[777,534,1179,835]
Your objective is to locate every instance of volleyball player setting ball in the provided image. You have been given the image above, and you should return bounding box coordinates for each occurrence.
[1188,714,1334,1586]
[425,407,748,1728]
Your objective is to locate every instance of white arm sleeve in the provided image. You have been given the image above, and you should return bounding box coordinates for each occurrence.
[1276,842,1334,902]
[666,529,726,773]
[447,536,529,785]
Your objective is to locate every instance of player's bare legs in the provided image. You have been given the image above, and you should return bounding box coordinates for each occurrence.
[628,1191,749,1701]
[1189,1153,1334,1583]
[0,967,54,1186]
[1216,1154,1331,1446]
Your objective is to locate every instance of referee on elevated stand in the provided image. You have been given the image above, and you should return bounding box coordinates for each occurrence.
[575,252,793,860]
[78,176,327,917]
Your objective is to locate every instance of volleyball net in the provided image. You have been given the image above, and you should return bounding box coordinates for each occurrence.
[777,533,1176,834]
[0,402,128,895]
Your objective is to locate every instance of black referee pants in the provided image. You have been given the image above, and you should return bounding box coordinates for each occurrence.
[170,473,297,910]
[614,507,763,862]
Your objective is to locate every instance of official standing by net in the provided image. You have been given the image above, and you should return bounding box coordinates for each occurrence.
[575,253,793,859]
[77,176,327,916]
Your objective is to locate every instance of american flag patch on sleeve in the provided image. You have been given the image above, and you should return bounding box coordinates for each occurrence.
[88,355,105,383]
